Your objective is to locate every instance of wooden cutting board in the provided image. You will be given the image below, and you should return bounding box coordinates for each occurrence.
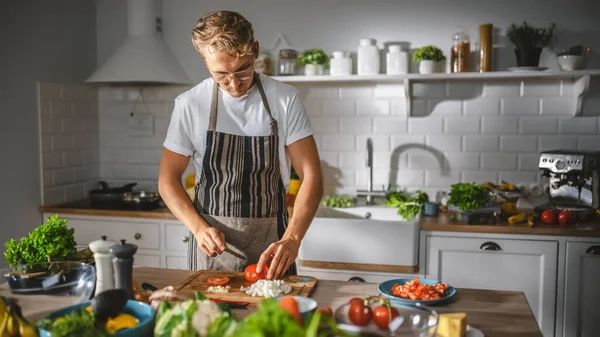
[175,270,318,305]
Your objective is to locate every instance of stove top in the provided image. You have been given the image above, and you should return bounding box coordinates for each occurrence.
[58,199,166,211]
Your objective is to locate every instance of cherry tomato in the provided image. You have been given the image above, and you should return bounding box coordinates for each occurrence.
[558,210,575,226]
[317,307,333,317]
[541,210,557,225]
[207,276,230,287]
[244,264,269,282]
[348,302,372,326]
[373,306,400,329]
[348,297,364,306]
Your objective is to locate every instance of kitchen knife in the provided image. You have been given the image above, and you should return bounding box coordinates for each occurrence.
[224,245,246,260]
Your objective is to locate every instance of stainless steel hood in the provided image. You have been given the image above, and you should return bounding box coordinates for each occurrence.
[86,0,191,85]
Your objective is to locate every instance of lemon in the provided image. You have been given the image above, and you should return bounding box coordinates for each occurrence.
[106,313,139,334]
[288,179,301,195]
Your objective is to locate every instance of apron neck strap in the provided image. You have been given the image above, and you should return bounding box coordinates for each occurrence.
[208,73,278,135]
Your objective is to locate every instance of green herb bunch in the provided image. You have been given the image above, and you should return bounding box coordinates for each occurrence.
[413,46,446,62]
[39,308,109,337]
[4,214,77,268]
[507,21,557,49]
[385,190,429,220]
[448,183,492,211]
[322,195,357,208]
[297,49,330,67]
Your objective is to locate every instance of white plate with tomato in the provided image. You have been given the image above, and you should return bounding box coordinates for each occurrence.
[378,277,456,306]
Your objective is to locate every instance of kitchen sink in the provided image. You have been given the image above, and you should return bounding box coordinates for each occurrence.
[299,205,420,267]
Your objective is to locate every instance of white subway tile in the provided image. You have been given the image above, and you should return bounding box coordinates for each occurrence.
[50,101,72,116]
[559,117,598,134]
[373,151,392,169]
[519,117,558,134]
[319,151,338,167]
[154,118,170,134]
[482,80,521,97]
[39,82,62,101]
[99,102,134,119]
[390,99,407,116]
[540,98,574,116]
[357,100,390,116]
[426,135,462,152]
[139,134,168,149]
[373,84,405,98]
[323,134,355,151]
[501,98,540,116]
[127,150,157,164]
[340,86,374,98]
[411,99,427,117]
[74,166,94,182]
[313,134,322,149]
[519,154,540,170]
[443,153,480,170]
[481,153,518,170]
[429,99,462,116]
[444,117,480,134]
[425,171,461,188]
[113,165,141,179]
[392,170,425,186]
[522,79,561,97]
[73,134,96,150]
[63,152,83,167]
[303,100,322,118]
[63,184,84,202]
[99,164,114,178]
[71,102,91,117]
[500,135,538,152]
[86,151,100,165]
[560,80,574,96]
[408,117,443,134]
[44,187,64,205]
[101,149,127,163]
[340,117,373,133]
[408,152,442,170]
[461,171,498,184]
[61,84,83,100]
[310,117,338,134]
[322,100,356,116]
[499,171,538,185]
[81,118,99,134]
[578,136,600,151]
[99,117,128,134]
[539,135,578,152]
[51,135,73,151]
[463,135,498,152]
[412,83,446,98]
[41,117,61,135]
[101,134,142,148]
[144,102,169,117]
[447,81,482,98]
[482,117,519,134]
[83,181,99,194]
[391,153,408,170]
[391,135,426,148]
[463,98,500,116]
[141,165,161,179]
[337,169,356,185]
[61,118,82,134]
[374,117,408,133]
[43,171,52,188]
[39,101,50,116]
[53,168,73,185]
[43,153,63,170]
[307,86,340,99]
[357,135,390,151]
[89,102,99,118]
[339,151,365,168]
[98,87,122,101]
[41,136,51,153]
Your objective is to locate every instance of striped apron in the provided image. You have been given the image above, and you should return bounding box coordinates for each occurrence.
[187,73,296,275]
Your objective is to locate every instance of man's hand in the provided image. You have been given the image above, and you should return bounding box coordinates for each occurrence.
[193,227,226,257]
[257,237,299,279]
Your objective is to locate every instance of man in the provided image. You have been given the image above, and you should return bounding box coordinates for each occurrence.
[158,10,323,280]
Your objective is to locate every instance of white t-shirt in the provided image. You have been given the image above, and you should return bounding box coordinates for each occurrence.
[163,74,313,190]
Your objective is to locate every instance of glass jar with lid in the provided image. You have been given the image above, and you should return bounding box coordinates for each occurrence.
[278,49,298,76]
[451,26,470,73]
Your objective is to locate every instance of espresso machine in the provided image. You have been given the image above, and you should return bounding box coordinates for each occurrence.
[535,150,600,218]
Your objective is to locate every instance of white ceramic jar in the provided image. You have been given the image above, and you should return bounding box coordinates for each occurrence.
[386,45,409,75]
[357,38,380,75]
[330,51,352,76]
[89,236,117,295]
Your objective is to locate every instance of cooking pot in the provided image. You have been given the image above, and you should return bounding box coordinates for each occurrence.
[89,181,137,202]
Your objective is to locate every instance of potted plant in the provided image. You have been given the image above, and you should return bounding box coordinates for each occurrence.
[507,21,557,67]
[297,49,329,76]
[413,46,446,74]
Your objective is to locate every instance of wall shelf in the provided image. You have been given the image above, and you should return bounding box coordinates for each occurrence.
[272,70,600,117]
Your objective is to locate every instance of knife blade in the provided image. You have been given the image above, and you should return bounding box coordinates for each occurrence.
[224,245,246,260]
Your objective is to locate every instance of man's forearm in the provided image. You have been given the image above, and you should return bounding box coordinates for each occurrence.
[282,173,323,242]
[158,178,208,235]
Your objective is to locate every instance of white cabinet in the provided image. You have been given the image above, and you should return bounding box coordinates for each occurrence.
[67,217,160,250]
[425,235,558,337]
[165,223,191,252]
[134,253,161,268]
[561,241,600,337]
[166,256,188,270]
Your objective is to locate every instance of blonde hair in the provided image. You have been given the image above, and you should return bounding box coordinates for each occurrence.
[191,11,255,57]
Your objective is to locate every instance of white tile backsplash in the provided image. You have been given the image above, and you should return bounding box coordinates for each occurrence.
[501,98,540,116]
[482,117,519,134]
[444,117,480,134]
[463,135,498,152]
[373,117,407,133]
[339,117,372,133]
[426,135,462,152]
[500,135,538,152]
[559,117,598,134]
[519,117,559,134]
[408,117,443,134]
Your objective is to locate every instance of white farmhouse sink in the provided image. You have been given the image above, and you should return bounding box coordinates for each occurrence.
[299,206,420,267]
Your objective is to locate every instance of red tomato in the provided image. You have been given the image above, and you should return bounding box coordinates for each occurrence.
[373,306,400,329]
[207,276,230,287]
[348,297,364,306]
[285,193,296,206]
[317,307,333,317]
[348,302,372,326]
[244,264,269,282]
[558,210,575,226]
[541,210,557,225]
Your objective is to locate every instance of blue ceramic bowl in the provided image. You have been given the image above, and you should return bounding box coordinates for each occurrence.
[378,278,456,306]
[38,300,154,337]
[275,296,318,320]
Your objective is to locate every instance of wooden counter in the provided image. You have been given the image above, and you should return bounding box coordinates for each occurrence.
[40,205,178,220]
[132,267,542,337]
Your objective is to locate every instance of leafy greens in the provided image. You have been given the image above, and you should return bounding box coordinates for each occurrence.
[385,191,429,220]
[447,183,492,211]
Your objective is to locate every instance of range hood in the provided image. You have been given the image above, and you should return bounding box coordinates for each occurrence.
[86,0,191,85]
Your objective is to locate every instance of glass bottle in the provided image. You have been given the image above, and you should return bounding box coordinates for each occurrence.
[278,49,298,76]
[451,27,470,73]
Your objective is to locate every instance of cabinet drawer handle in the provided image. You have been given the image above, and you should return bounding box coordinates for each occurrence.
[348,277,365,282]
[586,246,600,255]
[480,242,501,251]
[134,233,142,240]
[182,236,189,243]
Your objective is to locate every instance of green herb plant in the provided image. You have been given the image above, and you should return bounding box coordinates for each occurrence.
[507,21,557,49]
[385,191,429,220]
[447,183,492,211]
[297,49,330,68]
[38,308,109,337]
[322,195,357,208]
[4,214,77,270]
[413,46,446,62]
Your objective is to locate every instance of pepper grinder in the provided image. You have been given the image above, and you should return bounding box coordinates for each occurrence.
[89,236,117,296]
[109,239,137,299]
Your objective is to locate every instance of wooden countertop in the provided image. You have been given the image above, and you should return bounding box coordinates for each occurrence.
[132,267,542,337]
[40,205,178,220]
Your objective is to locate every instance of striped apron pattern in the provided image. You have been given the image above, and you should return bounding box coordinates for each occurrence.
[187,73,296,275]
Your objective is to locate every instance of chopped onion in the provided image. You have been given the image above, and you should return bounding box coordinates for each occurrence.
[240,280,292,298]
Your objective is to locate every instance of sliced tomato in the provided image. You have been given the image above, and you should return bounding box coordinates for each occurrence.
[207,276,230,287]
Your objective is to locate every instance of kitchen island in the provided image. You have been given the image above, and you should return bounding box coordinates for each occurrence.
[133,267,542,337]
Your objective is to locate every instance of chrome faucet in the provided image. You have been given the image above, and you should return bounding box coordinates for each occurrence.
[357,137,387,205]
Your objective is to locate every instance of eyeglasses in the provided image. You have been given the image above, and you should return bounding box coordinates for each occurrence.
[209,67,254,83]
